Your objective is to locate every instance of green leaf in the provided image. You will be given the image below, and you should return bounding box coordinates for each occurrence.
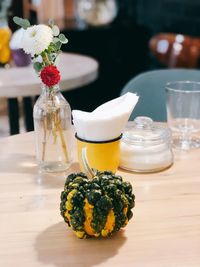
[52,25,60,36]
[54,41,62,50]
[59,33,68,44]
[13,16,30,29]
[33,62,43,72]
[53,37,60,43]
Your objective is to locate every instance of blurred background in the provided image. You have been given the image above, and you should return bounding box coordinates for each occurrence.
[1,0,200,136]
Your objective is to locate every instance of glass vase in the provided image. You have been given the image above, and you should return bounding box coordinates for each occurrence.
[33,84,72,173]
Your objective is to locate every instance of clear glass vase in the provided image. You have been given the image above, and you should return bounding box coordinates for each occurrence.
[33,84,72,173]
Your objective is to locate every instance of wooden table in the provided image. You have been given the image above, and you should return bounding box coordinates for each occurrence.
[0,132,200,267]
[0,53,98,134]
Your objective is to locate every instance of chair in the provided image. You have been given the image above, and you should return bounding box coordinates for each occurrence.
[120,69,200,121]
[149,33,200,68]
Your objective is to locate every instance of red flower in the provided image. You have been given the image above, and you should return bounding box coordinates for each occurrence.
[40,65,61,87]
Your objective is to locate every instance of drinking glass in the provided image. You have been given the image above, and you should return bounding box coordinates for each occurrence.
[166,81,200,150]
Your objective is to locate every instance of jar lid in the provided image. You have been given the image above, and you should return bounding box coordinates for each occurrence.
[122,116,171,146]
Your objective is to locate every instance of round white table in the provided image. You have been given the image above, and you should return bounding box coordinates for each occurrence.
[0,53,98,134]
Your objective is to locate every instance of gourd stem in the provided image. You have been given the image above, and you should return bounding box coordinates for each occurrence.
[81,147,95,179]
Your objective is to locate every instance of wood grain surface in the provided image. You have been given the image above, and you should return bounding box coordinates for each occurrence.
[0,132,200,267]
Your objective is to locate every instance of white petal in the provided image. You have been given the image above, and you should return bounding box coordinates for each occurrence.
[21,24,53,56]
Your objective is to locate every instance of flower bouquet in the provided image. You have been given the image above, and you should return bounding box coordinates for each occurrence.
[13,16,72,172]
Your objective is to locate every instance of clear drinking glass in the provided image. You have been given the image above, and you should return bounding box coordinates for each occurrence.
[166,81,200,150]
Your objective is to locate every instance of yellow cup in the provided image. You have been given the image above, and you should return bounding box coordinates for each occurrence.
[76,134,122,173]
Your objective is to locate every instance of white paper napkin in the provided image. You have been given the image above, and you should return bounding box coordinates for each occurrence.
[72,92,139,141]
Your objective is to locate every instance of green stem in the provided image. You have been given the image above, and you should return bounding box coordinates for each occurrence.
[43,53,51,66]
[42,116,47,161]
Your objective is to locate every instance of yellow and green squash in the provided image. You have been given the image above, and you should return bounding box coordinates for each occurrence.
[60,170,135,238]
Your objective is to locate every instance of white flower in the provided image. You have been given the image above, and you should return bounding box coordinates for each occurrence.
[10,28,25,50]
[21,24,53,56]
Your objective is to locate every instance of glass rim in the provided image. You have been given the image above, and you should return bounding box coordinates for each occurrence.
[75,133,122,143]
[166,81,200,93]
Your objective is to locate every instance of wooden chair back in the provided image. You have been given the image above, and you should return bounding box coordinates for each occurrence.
[149,33,200,68]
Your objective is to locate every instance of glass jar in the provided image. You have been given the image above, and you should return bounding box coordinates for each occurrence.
[76,0,118,27]
[33,84,73,173]
[120,116,174,173]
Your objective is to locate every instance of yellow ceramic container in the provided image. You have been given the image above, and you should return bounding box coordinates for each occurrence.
[76,134,122,173]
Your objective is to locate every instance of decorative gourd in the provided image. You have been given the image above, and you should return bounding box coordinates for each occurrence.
[60,170,135,238]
